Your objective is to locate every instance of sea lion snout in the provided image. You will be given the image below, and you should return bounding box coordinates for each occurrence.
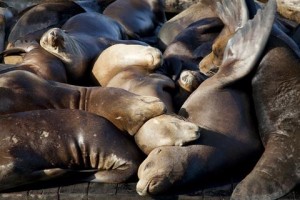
[40,28,69,59]
[199,54,219,77]
[144,46,162,70]
[48,28,65,48]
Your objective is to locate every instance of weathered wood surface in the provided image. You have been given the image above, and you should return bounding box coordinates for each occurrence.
[0,182,299,200]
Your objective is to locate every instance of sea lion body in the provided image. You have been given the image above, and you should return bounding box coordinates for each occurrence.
[0,109,144,191]
[231,34,300,200]
[107,69,175,113]
[0,70,166,135]
[103,0,166,42]
[158,1,218,50]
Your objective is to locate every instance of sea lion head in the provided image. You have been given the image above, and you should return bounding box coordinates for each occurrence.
[40,27,84,78]
[136,147,187,196]
[134,114,201,154]
[198,29,231,76]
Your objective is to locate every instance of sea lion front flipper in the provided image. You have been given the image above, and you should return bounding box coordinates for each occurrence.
[215,0,277,86]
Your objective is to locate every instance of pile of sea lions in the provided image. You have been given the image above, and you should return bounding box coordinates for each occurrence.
[0,0,299,199]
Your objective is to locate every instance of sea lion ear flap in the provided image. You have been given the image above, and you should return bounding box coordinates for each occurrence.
[216,0,249,33]
[218,0,276,83]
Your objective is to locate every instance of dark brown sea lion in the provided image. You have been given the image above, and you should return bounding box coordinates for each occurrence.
[7,2,85,49]
[160,18,223,111]
[92,43,175,113]
[40,12,146,83]
[136,0,276,196]
[103,0,166,43]
[230,9,300,200]
[157,1,218,50]
[0,70,166,135]
[0,109,144,191]
[0,42,67,82]
[162,17,223,76]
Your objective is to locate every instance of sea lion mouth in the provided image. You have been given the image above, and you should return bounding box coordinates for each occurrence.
[136,179,151,196]
[137,176,171,196]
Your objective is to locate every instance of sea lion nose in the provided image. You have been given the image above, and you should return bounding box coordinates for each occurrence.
[136,180,149,196]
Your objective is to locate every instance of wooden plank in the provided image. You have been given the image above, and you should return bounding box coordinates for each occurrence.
[28,187,58,200]
[0,191,28,200]
[59,183,88,200]
[87,183,117,200]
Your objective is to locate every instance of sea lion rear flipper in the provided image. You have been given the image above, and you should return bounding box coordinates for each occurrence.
[215,0,277,85]
[216,0,249,33]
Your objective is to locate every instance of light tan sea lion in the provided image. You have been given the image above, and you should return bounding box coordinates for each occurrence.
[134,114,201,155]
[92,43,175,113]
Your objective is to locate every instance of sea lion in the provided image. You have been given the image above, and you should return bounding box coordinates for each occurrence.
[162,17,223,77]
[1,42,67,82]
[103,0,166,43]
[160,18,223,111]
[134,114,201,155]
[92,43,162,86]
[157,1,218,50]
[40,12,128,83]
[136,0,276,196]
[0,109,144,191]
[92,43,175,113]
[230,9,300,200]
[7,1,85,49]
[198,0,249,76]
[172,70,205,113]
[0,70,166,135]
[199,0,300,77]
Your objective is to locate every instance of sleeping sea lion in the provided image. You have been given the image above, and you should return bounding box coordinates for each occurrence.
[160,18,223,111]
[1,42,67,82]
[134,114,201,155]
[0,70,166,135]
[136,0,276,196]
[40,12,128,83]
[157,1,218,50]
[92,43,175,113]
[103,0,166,43]
[7,1,85,49]
[0,109,144,191]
